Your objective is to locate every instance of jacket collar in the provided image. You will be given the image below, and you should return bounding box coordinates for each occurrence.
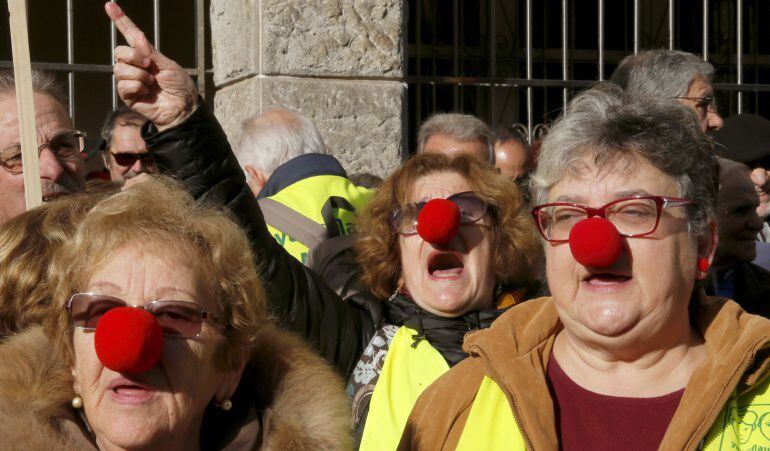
[257,154,347,200]
[462,291,770,450]
[0,325,351,450]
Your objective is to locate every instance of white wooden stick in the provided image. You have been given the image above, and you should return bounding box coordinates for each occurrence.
[8,0,42,210]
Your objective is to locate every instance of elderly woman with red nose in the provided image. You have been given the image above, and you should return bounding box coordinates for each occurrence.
[0,178,352,450]
[398,84,770,451]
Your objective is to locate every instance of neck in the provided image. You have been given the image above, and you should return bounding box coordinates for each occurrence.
[94,420,202,451]
[553,315,706,397]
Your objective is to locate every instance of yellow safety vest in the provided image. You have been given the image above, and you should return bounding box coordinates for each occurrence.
[458,374,770,450]
[265,175,372,264]
[359,326,450,451]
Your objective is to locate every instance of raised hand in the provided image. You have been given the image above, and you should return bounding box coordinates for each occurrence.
[105,2,197,130]
[750,167,770,219]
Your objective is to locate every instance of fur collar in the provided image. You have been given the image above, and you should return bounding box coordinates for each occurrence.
[0,325,351,450]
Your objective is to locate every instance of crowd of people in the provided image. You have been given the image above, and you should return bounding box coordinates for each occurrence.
[1,2,770,450]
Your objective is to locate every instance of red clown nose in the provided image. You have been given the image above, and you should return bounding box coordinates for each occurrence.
[568,217,623,267]
[95,307,163,374]
[417,198,461,244]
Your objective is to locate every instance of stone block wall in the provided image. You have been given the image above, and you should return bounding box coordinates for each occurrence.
[210,0,406,178]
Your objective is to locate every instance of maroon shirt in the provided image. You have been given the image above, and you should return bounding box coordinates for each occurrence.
[547,352,684,451]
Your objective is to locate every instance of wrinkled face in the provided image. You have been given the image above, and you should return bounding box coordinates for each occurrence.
[71,245,240,450]
[680,77,723,132]
[715,164,764,267]
[545,156,704,343]
[0,93,86,225]
[423,134,489,163]
[104,123,156,181]
[494,139,528,179]
[398,171,496,317]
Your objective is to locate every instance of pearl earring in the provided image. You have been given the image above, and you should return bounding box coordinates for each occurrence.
[71,395,83,409]
[220,399,232,411]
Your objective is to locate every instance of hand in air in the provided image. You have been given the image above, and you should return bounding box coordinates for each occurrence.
[105,2,197,130]
[750,167,770,219]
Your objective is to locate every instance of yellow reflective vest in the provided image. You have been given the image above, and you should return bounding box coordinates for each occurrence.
[264,174,372,264]
[457,373,770,450]
[359,326,450,451]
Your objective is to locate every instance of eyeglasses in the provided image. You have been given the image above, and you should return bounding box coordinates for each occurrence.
[0,130,86,174]
[531,195,692,242]
[672,96,719,116]
[111,152,154,167]
[66,293,226,338]
[389,191,490,235]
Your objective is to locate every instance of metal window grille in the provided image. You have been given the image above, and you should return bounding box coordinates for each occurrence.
[407,0,770,148]
[0,0,211,154]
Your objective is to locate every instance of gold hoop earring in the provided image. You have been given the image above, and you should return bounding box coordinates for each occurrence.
[71,395,83,409]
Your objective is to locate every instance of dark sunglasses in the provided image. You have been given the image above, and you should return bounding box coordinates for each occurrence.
[389,191,490,235]
[66,293,226,338]
[112,152,154,167]
[0,130,85,175]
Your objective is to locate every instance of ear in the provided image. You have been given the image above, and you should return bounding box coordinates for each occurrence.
[244,165,267,196]
[71,367,81,395]
[214,356,247,405]
[101,151,112,169]
[695,218,718,280]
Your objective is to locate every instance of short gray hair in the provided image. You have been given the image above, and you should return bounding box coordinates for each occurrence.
[417,113,494,163]
[99,106,147,150]
[532,83,718,236]
[235,108,326,175]
[0,69,67,107]
[610,49,715,98]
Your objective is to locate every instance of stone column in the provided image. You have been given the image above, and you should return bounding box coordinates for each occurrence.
[210,0,405,178]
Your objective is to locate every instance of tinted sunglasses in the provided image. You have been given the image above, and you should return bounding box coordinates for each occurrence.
[389,191,490,235]
[66,293,225,338]
[112,152,154,167]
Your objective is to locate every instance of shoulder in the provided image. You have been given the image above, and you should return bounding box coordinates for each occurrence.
[246,324,353,450]
[398,356,487,451]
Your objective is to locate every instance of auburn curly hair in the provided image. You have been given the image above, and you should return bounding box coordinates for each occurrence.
[356,153,542,299]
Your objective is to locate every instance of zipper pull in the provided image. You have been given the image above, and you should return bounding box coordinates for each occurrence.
[411,333,426,348]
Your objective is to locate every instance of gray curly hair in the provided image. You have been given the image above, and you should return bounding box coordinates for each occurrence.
[531,83,718,236]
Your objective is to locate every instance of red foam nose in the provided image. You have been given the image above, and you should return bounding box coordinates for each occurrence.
[95,307,163,374]
[568,217,623,267]
[417,198,461,244]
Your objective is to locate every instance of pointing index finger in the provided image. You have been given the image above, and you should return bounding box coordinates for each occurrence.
[105,2,153,58]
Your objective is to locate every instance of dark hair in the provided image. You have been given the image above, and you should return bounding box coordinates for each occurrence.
[99,106,147,150]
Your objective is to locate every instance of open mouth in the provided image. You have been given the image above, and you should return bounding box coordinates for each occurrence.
[583,273,632,287]
[428,252,465,279]
[109,378,154,404]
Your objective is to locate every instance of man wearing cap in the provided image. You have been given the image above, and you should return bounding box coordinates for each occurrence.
[96,106,157,181]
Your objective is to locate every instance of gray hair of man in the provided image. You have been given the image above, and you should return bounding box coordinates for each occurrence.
[99,106,147,149]
[0,69,67,108]
[610,49,715,98]
[531,83,719,237]
[416,113,494,164]
[235,108,327,176]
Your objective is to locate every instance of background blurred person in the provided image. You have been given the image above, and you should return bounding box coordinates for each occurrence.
[400,85,770,450]
[235,108,372,264]
[610,49,724,132]
[708,158,770,317]
[0,70,87,225]
[95,106,157,181]
[0,177,351,450]
[417,113,494,164]
[491,124,531,180]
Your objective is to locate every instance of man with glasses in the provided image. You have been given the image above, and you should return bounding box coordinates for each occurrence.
[97,106,156,181]
[610,49,724,132]
[0,70,86,225]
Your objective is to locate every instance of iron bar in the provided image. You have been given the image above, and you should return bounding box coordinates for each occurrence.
[0,61,200,75]
[66,0,74,119]
[526,0,532,140]
[737,0,743,113]
[110,3,117,109]
[490,0,496,120]
[153,0,160,49]
[453,0,460,110]
[633,0,639,53]
[703,0,708,60]
[669,0,674,50]
[195,0,206,99]
[598,0,604,80]
[562,0,568,109]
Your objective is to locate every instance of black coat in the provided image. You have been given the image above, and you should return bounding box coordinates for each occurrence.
[706,262,770,319]
[142,103,376,379]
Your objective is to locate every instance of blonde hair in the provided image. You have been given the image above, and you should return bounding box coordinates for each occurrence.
[0,190,115,336]
[356,153,542,299]
[47,177,267,370]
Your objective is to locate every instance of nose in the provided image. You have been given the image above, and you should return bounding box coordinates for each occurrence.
[130,158,145,174]
[38,147,65,181]
[417,198,461,245]
[707,110,724,131]
[568,217,624,267]
[95,307,164,374]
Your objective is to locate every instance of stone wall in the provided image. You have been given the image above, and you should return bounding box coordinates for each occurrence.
[210,0,406,178]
